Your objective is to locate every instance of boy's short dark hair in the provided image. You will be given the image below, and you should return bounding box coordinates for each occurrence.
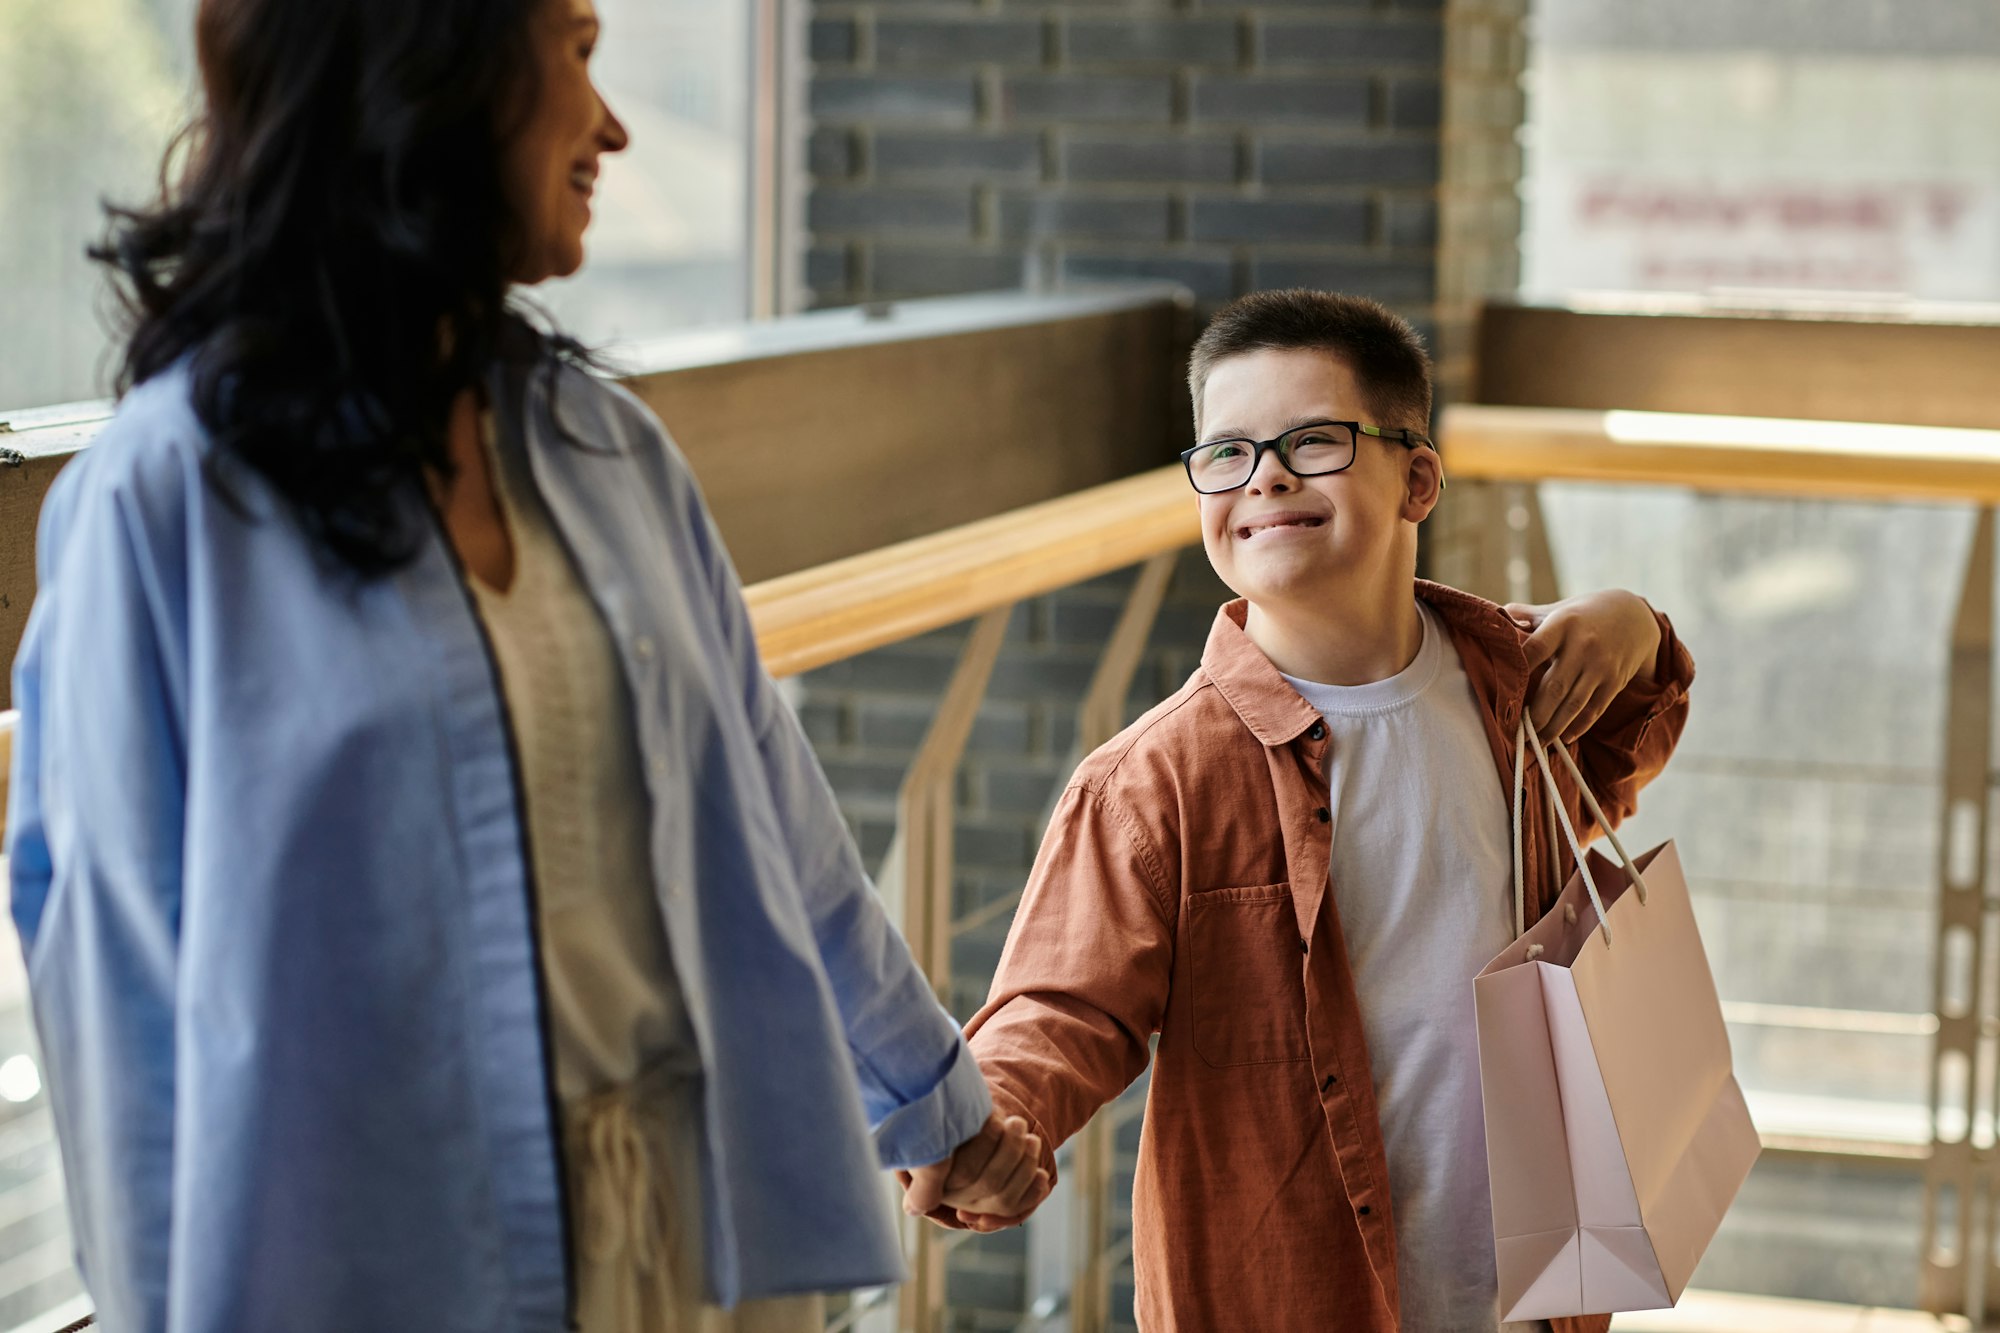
[1187,289,1433,432]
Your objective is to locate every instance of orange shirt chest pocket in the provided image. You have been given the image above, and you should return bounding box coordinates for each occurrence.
[1183,882,1311,1067]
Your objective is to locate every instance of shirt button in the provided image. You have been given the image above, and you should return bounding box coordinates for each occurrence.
[1299,937,1309,954]
[1321,1074,1338,1092]
[1314,807,1331,824]
[635,635,656,661]
[1358,1205,1372,1217]
[1307,721,1326,741]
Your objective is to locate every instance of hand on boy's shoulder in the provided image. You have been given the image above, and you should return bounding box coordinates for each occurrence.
[1504,589,1664,746]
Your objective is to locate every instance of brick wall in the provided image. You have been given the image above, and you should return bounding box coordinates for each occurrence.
[804,0,1459,345]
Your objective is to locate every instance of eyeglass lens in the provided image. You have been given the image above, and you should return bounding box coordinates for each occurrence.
[1186,423,1357,493]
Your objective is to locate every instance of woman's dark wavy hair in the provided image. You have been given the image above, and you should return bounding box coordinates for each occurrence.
[95,0,576,576]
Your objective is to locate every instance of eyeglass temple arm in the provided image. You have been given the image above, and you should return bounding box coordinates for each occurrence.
[1357,423,1435,450]
[1357,423,1446,490]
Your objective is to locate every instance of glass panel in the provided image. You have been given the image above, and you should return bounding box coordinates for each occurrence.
[1536,481,1976,1305]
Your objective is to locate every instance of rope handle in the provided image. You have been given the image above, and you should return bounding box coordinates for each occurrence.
[1510,713,1653,951]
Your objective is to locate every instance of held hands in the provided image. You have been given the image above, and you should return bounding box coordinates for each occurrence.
[1505,589,1662,746]
[899,1111,1052,1233]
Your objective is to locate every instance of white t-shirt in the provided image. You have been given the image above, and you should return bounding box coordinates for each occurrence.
[1283,602,1536,1333]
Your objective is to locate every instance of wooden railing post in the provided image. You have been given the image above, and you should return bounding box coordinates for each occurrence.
[1924,509,1995,1317]
[1064,553,1178,1333]
[881,605,1014,1333]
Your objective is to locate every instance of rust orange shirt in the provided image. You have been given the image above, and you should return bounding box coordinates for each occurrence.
[962,582,1695,1333]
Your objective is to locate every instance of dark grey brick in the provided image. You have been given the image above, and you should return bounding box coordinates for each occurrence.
[811,74,979,125]
[1188,196,1370,245]
[874,131,1044,181]
[951,924,1010,985]
[876,16,1044,65]
[1004,75,1175,124]
[1060,250,1237,305]
[953,867,1025,919]
[985,652,1103,700]
[804,245,851,295]
[982,760,1067,816]
[872,247,1030,296]
[804,646,959,693]
[818,756,911,800]
[1250,254,1435,302]
[1192,0,1369,7]
[809,127,857,178]
[1063,134,1237,184]
[856,698,1034,753]
[809,187,974,234]
[1257,137,1438,187]
[1255,18,1443,67]
[809,17,857,64]
[1046,708,1078,757]
[997,192,1173,243]
[1156,600,1224,647]
[1044,595,1124,647]
[1191,77,1370,127]
[854,816,897,865]
[796,697,849,748]
[1388,77,1444,129]
[946,1260,1026,1313]
[1382,195,1438,248]
[956,819,1033,868]
[1168,548,1231,602]
[1063,17,1242,65]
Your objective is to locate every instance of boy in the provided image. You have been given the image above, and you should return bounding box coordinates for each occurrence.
[908,290,1693,1333]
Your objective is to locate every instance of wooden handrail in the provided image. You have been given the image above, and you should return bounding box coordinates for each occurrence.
[745,466,1199,679]
[11,400,1996,838]
[1441,404,2000,504]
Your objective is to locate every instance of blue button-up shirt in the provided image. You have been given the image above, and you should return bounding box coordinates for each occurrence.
[5,352,991,1332]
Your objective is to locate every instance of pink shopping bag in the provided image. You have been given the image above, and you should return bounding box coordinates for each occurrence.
[1474,719,1760,1322]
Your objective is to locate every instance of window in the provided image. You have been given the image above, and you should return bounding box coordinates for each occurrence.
[0,0,766,416]
[1521,0,2000,306]
[1516,0,2000,1309]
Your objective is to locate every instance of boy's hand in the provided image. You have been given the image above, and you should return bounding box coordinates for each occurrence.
[899,1112,1051,1229]
[1506,590,1662,746]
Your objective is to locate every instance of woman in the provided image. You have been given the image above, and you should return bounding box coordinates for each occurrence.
[4,0,1045,1328]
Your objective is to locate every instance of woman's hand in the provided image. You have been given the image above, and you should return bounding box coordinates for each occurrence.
[1506,590,1662,746]
[899,1112,1051,1231]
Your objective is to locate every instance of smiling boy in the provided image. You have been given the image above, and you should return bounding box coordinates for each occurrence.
[913,290,1693,1332]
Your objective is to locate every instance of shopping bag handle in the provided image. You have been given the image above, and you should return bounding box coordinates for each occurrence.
[1512,714,1653,950]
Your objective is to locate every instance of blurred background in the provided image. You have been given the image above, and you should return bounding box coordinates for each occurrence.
[3,0,2000,1330]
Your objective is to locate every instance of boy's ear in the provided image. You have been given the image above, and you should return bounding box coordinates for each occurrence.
[1401,447,1444,523]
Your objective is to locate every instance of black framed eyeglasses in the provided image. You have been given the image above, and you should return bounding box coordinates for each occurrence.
[1179,421,1437,495]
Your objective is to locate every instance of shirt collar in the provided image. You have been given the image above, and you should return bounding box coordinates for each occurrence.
[1199,580,1533,747]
